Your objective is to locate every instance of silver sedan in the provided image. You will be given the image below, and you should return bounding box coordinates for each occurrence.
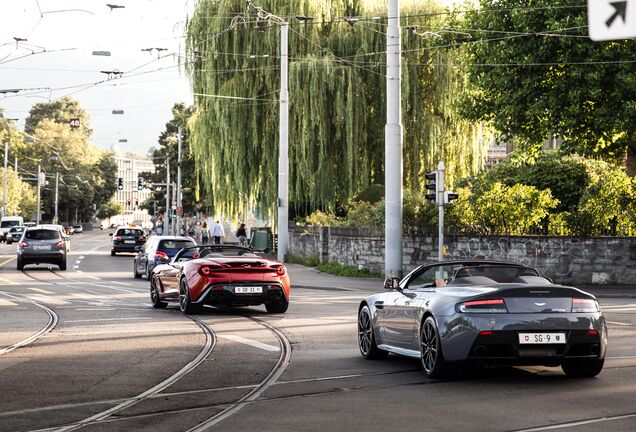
[358,260,607,379]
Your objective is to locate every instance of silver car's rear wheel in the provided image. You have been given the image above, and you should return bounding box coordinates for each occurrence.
[179,278,202,314]
[358,305,388,359]
[420,316,457,378]
[150,277,167,309]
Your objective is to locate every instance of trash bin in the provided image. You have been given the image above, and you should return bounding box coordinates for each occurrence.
[250,228,272,252]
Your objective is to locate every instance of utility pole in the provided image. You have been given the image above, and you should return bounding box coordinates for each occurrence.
[54,171,59,224]
[36,165,42,225]
[437,161,445,262]
[277,21,289,262]
[171,182,177,235]
[385,0,403,278]
[2,139,7,218]
[176,127,182,239]
[164,158,170,235]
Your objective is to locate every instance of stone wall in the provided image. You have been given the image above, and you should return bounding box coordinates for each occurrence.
[288,226,636,285]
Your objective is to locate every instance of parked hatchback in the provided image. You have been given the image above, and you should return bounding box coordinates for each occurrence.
[17,227,67,271]
[110,226,147,255]
[133,236,196,279]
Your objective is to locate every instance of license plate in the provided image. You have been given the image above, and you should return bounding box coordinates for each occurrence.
[518,332,566,344]
[125,240,136,244]
[235,286,263,294]
[34,245,50,251]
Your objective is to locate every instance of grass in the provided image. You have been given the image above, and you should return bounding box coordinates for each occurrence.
[287,254,382,279]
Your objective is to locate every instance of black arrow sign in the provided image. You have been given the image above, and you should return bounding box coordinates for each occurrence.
[606,1,628,27]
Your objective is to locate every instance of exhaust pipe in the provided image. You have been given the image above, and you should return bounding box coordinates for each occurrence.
[590,344,599,355]
[473,345,487,356]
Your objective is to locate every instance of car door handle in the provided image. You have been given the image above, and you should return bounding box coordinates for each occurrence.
[374,301,384,310]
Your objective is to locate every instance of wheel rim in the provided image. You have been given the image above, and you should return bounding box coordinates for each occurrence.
[150,278,159,304]
[358,309,372,356]
[179,280,188,311]
[421,320,439,374]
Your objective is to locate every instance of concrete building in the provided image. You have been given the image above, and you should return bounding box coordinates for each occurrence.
[114,155,155,226]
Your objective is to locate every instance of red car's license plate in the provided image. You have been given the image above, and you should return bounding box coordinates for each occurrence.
[235,286,263,294]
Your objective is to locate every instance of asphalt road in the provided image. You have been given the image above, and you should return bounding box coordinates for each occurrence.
[0,230,635,432]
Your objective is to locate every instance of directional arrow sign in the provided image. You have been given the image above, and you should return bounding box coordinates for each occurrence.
[588,0,636,41]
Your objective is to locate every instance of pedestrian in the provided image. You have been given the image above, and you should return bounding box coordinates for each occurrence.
[212,220,225,244]
[201,222,210,244]
[194,222,202,244]
[236,223,247,247]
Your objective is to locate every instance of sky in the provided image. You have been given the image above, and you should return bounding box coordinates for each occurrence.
[0,0,194,156]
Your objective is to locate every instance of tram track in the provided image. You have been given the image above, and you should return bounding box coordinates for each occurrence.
[0,291,59,356]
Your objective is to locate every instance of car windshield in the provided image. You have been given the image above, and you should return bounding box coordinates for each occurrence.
[25,229,60,240]
[407,263,539,288]
[158,240,195,257]
[1,220,20,228]
[117,229,144,236]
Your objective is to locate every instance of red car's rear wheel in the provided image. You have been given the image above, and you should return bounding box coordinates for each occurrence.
[179,278,202,314]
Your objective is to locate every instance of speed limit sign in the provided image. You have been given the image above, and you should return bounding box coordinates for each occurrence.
[70,118,80,128]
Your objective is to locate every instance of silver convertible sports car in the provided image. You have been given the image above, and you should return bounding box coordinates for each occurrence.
[358,261,607,379]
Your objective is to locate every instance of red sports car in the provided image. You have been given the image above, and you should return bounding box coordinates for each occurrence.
[149,245,290,314]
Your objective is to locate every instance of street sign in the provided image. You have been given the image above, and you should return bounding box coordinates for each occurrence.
[69,118,80,128]
[588,0,636,41]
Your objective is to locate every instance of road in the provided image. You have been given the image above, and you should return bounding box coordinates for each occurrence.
[1,230,635,432]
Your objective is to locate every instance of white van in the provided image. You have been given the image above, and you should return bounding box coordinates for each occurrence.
[1,216,24,242]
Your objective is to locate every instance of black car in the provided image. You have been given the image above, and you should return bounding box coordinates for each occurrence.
[110,227,147,256]
[133,235,195,279]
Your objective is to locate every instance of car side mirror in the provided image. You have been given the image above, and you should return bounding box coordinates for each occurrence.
[384,277,400,290]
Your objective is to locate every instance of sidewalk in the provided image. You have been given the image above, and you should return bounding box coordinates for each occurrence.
[287,263,636,298]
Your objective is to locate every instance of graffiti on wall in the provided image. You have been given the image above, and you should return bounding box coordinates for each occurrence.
[443,238,616,278]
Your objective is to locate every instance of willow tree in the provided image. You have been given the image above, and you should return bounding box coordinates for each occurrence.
[186,0,487,218]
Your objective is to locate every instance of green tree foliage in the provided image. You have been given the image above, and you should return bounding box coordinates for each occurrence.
[10,99,119,223]
[186,0,488,218]
[142,103,208,217]
[455,0,636,172]
[96,198,124,220]
[0,168,37,219]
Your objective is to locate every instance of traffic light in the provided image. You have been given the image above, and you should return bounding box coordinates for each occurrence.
[424,171,437,202]
[117,177,124,190]
[172,208,177,218]
[137,177,143,191]
[444,192,459,204]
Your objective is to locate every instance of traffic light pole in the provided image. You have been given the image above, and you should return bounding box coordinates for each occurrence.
[36,165,42,225]
[437,161,445,262]
[176,127,182,239]
[164,158,170,235]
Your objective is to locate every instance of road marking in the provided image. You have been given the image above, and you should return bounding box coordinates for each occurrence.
[0,298,18,306]
[26,294,71,306]
[0,276,13,284]
[218,334,280,352]
[607,321,632,326]
[75,308,117,311]
[0,257,15,267]
[64,317,153,323]
[79,255,85,260]
[29,288,54,295]
[514,412,636,431]
[56,328,191,336]
[110,281,132,286]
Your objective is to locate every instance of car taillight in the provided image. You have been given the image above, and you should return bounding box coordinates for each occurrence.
[199,265,220,276]
[19,241,29,248]
[113,236,122,241]
[55,240,65,249]
[155,251,168,260]
[572,298,599,313]
[457,298,507,313]
[271,265,286,276]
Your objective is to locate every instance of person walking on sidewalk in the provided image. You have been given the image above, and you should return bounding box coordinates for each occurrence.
[236,223,247,247]
[201,222,210,244]
[212,220,225,244]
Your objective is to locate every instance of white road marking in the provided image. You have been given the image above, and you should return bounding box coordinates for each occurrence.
[64,317,152,323]
[28,288,54,295]
[0,298,18,306]
[56,328,190,336]
[26,294,71,306]
[75,308,117,311]
[515,412,636,431]
[87,276,100,280]
[110,281,132,286]
[607,321,632,326]
[0,276,13,284]
[218,334,280,352]
[79,256,85,260]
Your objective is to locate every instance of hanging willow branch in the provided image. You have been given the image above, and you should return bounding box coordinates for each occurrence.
[185,0,488,219]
